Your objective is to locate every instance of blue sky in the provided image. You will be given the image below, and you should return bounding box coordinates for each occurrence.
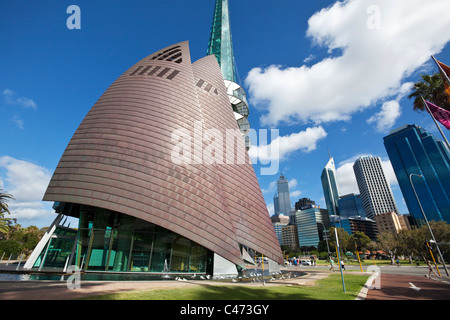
[1,0,450,228]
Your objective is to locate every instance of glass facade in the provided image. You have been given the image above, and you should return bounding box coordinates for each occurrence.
[34,205,212,274]
[338,194,366,218]
[275,175,292,215]
[207,0,237,82]
[207,0,251,146]
[291,207,330,248]
[321,157,340,216]
[384,124,450,226]
[33,226,77,269]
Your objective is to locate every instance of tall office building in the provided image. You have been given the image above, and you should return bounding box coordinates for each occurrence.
[321,157,340,216]
[271,214,289,246]
[353,156,399,219]
[338,193,366,218]
[291,207,330,248]
[383,124,450,225]
[274,174,292,215]
[273,193,280,214]
[208,0,250,148]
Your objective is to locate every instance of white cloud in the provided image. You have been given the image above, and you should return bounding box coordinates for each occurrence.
[249,126,327,162]
[303,54,315,63]
[245,0,450,127]
[2,89,37,109]
[366,82,413,132]
[266,203,275,216]
[367,100,402,133]
[290,190,302,198]
[0,156,55,227]
[288,178,298,190]
[288,178,302,199]
[261,180,277,194]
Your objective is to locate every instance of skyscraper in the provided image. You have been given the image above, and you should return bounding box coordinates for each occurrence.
[208,0,250,148]
[383,124,450,225]
[291,207,330,248]
[353,156,399,219]
[275,174,292,215]
[321,157,340,216]
[338,193,366,218]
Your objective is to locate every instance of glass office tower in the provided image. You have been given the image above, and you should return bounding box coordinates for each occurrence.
[338,193,366,218]
[291,207,330,248]
[384,124,450,225]
[275,174,292,215]
[321,157,340,216]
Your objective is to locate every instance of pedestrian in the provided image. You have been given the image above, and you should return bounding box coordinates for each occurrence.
[426,260,439,279]
[396,258,400,267]
[340,259,347,271]
[329,257,335,272]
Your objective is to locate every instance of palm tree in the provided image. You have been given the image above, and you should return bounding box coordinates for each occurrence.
[0,190,14,235]
[408,73,450,112]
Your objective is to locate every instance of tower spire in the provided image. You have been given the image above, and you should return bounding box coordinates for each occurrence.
[207,0,251,149]
[207,0,237,82]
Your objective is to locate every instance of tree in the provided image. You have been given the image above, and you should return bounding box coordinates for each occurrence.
[351,231,371,253]
[0,190,14,235]
[408,73,450,112]
[328,227,352,253]
[377,231,399,264]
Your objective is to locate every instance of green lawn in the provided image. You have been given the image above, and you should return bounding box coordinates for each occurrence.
[81,273,369,300]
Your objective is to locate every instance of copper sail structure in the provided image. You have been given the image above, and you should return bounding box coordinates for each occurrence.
[25,42,283,275]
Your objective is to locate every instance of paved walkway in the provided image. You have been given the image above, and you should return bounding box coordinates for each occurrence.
[364,273,450,300]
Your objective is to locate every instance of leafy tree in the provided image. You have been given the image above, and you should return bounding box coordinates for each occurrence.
[0,190,14,235]
[327,227,352,252]
[374,221,450,264]
[0,239,22,256]
[377,231,399,264]
[408,73,450,112]
[350,231,371,253]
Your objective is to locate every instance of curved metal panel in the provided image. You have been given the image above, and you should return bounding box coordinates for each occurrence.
[44,41,283,266]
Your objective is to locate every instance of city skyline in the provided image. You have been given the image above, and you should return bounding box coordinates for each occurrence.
[2,1,450,228]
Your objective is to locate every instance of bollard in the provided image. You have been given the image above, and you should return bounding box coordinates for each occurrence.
[6,254,12,266]
[16,254,24,271]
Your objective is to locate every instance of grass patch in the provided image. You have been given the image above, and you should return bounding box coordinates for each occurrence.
[81,273,369,300]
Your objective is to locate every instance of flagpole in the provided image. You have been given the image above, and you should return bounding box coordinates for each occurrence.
[421,96,450,150]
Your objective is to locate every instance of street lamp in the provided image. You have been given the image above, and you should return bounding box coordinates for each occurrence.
[409,173,449,276]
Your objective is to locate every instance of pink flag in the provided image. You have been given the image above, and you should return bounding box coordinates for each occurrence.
[425,100,450,130]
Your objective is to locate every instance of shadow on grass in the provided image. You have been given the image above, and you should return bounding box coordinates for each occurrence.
[83,274,368,300]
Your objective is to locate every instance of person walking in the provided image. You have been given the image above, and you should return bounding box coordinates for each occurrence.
[426,260,440,279]
[329,257,335,272]
[340,259,347,271]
